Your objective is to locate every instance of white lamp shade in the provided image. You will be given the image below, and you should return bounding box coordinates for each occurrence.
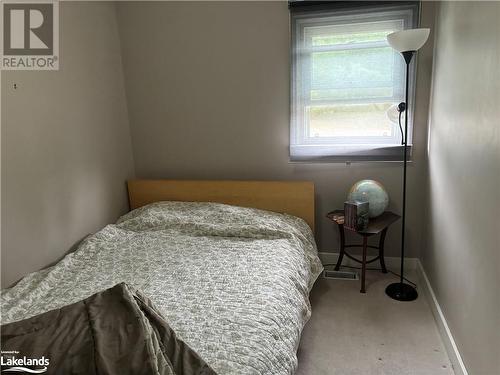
[387,28,430,52]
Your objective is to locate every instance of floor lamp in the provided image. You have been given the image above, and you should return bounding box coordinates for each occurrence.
[385,28,430,302]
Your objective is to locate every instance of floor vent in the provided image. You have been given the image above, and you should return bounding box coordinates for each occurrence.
[323,269,359,280]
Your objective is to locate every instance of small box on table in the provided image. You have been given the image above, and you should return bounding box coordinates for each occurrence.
[344,201,369,231]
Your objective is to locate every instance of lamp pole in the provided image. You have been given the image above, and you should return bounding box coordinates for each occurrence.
[385,50,418,302]
[385,28,430,301]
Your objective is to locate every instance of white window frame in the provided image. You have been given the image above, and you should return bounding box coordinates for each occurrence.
[290,2,420,162]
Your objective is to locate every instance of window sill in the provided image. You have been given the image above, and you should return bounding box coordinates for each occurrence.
[289,144,413,163]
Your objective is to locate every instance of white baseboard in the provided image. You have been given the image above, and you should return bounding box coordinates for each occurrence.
[318,251,418,272]
[416,260,468,375]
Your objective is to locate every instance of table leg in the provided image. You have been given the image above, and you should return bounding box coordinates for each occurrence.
[334,223,345,271]
[361,235,368,293]
[379,228,388,274]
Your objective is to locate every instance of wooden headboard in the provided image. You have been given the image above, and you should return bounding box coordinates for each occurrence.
[127,180,315,231]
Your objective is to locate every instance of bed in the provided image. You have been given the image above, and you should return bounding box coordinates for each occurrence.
[1,180,323,374]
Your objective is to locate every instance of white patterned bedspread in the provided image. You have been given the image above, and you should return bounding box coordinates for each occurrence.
[1,202,323,374]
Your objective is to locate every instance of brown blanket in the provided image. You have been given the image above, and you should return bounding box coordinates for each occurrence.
[1,283,216,375]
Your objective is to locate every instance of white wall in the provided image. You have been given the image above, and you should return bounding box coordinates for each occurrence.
[116,1,436,257]
[422,2,500,374]
[1,2,135,287]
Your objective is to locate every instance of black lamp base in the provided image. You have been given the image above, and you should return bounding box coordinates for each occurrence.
[385,282,418,301]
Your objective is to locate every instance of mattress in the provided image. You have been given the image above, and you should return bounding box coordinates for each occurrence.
[1,201,323,374]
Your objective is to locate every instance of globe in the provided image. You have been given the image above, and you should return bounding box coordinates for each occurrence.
[348,180,389,218]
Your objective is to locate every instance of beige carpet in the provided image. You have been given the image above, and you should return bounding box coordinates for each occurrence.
[297,269,454,375]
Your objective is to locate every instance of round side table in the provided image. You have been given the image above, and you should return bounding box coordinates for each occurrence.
[326,210,401,293]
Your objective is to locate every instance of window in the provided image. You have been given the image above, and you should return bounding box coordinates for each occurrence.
[290,2,419,161]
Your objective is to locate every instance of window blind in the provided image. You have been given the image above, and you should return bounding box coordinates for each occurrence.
[290,1,420,162]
